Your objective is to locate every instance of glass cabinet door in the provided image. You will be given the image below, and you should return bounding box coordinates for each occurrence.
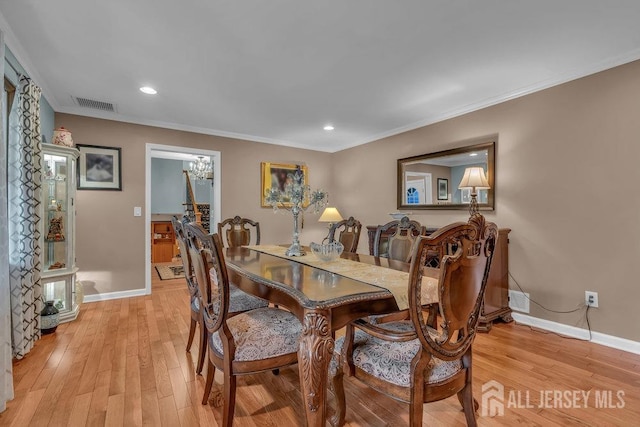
[42,143,80,322]
[43,151,71,271]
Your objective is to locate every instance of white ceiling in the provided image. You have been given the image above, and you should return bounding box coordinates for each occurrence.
[1,1,640,153]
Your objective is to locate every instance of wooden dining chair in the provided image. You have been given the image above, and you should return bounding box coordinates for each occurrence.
[328,216,362,253]
[217,215,260,247]
[184,223,301,427]
[373,216,426,262]
[332,213,498,426]
[171,216,206,372]
[172,216,268,375]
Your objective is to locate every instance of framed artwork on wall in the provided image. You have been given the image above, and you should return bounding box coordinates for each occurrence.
[77,144,122,190]
[260,162,308,207]
[437,178,448,200]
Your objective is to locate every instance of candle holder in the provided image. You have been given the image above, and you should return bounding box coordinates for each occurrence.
[265,165,328,256]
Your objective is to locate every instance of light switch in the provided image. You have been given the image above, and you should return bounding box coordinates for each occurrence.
[134,206,142,217]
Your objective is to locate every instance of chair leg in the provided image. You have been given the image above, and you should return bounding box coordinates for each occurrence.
[457,351,477,426]
[222,369,237,427]
[409,357,428,426]
[457,386,477,427]
[202,360,215,405]
[186,317,197,352]
[196,320,207,375]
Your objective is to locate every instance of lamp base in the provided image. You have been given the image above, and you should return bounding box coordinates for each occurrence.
[285,241,306,257]
[469,193,479,215]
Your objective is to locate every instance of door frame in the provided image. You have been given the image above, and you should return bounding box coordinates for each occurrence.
[145,143,221,294]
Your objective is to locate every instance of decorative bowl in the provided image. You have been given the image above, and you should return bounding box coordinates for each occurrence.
[310,241,344,262]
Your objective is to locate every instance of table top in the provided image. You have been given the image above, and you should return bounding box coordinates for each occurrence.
[224,246,408,310]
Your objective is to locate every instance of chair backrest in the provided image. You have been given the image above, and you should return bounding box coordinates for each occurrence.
[217,216,260,247]
[328,216,362,253]
[171,216,197,295]
[408,213,498,360]
[184,223,229,333]
[373,216,426,262]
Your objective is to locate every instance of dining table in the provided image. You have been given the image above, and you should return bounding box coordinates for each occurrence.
[222,244,439,427]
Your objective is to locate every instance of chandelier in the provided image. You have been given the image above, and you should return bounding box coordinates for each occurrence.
[265,165,328,256]
[189,156,212,183]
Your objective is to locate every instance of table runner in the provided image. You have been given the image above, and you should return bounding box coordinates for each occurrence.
[245,245,438,310]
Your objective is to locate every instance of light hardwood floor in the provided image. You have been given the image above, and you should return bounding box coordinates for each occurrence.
[1,267,639,426]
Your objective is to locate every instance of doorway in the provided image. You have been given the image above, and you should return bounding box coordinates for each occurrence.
[144,143,221,294]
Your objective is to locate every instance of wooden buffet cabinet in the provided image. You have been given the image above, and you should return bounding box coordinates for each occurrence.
[151,221,177,263]
[366,225,512,332]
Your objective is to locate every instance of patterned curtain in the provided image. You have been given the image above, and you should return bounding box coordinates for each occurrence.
[8,75,43,359]
[0,34,15,412]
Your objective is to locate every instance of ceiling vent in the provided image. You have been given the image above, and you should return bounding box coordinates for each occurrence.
[72,96,116,112]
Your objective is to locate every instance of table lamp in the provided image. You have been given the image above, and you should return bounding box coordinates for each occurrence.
[318,207,343,241]
[458,167,490,215]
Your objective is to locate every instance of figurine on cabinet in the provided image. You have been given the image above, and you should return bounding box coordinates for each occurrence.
[46,216,65,241]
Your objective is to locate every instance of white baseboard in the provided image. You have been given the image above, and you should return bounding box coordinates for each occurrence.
[512,313,640,355]
[83,288,149,303]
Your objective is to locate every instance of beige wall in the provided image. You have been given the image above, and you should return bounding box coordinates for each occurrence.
[331,60,640,341]
[58,58,640,341]
[56,114,333,298]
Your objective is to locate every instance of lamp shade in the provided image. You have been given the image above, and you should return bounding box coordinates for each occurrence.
[458,167,490,190]
[318,207,343,223]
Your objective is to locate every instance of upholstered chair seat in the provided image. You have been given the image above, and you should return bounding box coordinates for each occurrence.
[193,286,268,314]
[228,284,269,313]
[334,321,462,387]
[209,307,301,361]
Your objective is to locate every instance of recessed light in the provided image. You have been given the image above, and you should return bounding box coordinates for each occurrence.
[323,125,334,131]
[469,152,478,156]
[140,86,157,95]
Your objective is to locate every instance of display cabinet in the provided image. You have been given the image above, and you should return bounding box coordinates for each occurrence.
[41,143,80,323]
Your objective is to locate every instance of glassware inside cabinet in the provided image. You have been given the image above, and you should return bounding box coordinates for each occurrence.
[43,153,69,271]
[43,278,69,311]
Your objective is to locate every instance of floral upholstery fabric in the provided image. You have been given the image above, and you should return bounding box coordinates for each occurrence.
[191,284,267,313]
[209,307,301,361]
[228,284,269,312]
[334,320,462,387]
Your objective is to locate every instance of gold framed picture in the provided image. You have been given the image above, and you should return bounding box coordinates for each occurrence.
[261,162,308,207]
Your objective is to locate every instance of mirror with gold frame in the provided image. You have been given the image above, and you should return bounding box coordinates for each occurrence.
[397,141,495,211]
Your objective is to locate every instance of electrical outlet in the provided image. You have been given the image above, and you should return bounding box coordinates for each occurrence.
[585,291,598,308]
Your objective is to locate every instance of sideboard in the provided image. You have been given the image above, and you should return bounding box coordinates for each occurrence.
[365,225,512,332]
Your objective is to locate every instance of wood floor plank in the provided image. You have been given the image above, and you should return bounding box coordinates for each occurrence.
[7,388,45,427]
[104,393,125,427]
[3,265,639,426]
[86,369,111,427]
[66,392,92,427]
[140,388,162,427]
[157,394,181,427]
[124,354,144,427]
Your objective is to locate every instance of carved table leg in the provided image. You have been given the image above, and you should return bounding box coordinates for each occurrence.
[298,309,334,427]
